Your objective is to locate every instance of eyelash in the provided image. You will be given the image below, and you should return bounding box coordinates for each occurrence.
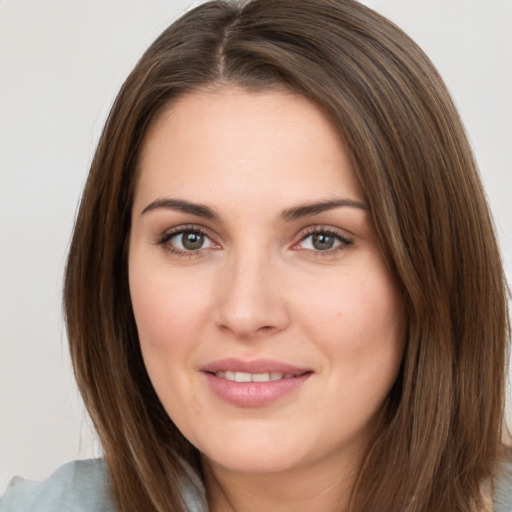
[295,227,353,255]
[155,225,353,257]
[155,224,217,258]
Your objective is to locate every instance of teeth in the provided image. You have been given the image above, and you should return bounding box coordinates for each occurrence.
[252,373,271,382]
[235,372,252,383]
[215,371,293,382]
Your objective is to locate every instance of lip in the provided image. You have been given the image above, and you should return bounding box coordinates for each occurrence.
[200,358,312,408]
[200,358,310,375]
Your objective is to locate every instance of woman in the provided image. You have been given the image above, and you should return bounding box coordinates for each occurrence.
[1,0,509,511]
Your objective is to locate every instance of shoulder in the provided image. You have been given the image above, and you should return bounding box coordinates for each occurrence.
[0,459,116,512]
[494,456,512,512]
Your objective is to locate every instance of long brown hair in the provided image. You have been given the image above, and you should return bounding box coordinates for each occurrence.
[64,1,510,510]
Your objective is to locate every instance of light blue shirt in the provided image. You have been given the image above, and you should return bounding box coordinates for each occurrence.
[0,458,207,512]
[1,457,511,511]
[0,460,114,512]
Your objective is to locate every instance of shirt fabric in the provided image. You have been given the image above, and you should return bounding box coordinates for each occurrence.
[0,459,207,512]
[1,457,511,511]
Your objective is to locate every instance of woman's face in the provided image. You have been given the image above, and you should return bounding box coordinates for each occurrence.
[129,88,404,477]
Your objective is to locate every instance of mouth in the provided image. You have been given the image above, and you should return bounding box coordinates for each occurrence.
[212,371,301,382]
[200,358,312,407]
[200,358,311,380]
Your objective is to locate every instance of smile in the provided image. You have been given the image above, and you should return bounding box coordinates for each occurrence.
[214,371,297,382]
[200,359,312,407]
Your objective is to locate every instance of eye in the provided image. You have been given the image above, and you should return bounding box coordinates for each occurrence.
[295,228,353,253]
[171,230,210,251]
[157,227,218,254]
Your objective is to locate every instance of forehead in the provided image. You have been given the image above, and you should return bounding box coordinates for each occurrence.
[134,87,364,213]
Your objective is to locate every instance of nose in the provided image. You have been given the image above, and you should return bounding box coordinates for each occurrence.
[214,249,290,340]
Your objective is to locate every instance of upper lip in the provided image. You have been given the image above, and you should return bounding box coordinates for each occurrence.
[200,358,311,375]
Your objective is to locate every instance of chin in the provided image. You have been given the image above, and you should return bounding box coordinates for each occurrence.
[203,447,302,475]
[193,426,306,475]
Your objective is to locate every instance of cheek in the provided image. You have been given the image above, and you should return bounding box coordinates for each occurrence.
[297,266,404,393]
[127,252,217,417]
[298,266,402,343]
[129,262,211,350]
[128,262,211,420]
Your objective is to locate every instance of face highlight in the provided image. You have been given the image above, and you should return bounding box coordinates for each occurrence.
[128,88,403,481]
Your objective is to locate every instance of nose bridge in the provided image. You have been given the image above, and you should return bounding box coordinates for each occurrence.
[215,243,289,338]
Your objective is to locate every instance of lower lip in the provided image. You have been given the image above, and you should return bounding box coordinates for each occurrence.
[203,372,311,407]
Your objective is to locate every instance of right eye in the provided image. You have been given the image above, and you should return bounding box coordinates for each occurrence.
[157,227,219,255]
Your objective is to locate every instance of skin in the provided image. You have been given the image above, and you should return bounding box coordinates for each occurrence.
[129,88,404,512]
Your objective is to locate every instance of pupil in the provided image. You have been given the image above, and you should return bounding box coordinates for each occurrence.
[182,232,204,250]
[312,233,334,250]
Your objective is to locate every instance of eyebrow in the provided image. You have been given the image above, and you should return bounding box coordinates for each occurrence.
[140,197,368,221]
[280,198,368,221]
[141,198,220,219]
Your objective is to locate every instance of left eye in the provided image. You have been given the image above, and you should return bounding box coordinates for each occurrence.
[168,230,215,251]
[298,231,350,251]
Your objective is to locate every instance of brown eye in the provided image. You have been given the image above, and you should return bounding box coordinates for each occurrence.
[181,231,204,250]
[165,229,215,252]
[311,233,336,251]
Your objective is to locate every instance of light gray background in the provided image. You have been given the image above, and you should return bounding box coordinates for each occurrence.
[1,0,511,492]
